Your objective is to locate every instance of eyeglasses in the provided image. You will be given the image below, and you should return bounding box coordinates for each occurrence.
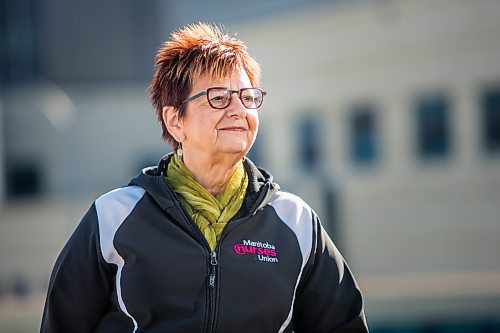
[180,87,267,110]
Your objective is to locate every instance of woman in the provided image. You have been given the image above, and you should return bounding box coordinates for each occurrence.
[41,23,368,332]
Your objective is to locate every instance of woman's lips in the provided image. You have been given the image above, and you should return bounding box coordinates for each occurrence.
[219,127,247,131]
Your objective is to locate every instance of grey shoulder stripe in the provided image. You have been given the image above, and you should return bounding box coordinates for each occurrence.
[269,191,313,333]
[95,185,145,333]
[95,185,145,264]
[269,191,313,267]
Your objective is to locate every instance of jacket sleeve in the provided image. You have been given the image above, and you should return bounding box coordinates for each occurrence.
[292,213,369,333]
[40,203,115,333]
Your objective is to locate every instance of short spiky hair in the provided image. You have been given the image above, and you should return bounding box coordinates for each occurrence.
[149,22,261,146]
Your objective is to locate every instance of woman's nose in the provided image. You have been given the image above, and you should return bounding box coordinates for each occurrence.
[226,95,247,117]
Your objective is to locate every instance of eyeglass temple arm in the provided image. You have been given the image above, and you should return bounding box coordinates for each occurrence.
[181,91,207,104]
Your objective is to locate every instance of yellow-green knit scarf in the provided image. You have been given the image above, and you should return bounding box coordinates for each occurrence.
[165,155,248,251]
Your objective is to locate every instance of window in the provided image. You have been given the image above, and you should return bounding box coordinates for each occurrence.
[0,0,38,84]
[481,87,500,154]
[6,160,42,198]
[415,94,451,159]
[297,114,321,171]
[349,105,378,166]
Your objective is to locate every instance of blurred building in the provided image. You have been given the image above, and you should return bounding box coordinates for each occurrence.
[0,99,4,205]
[232,0,500,327]
[1,0,500,331]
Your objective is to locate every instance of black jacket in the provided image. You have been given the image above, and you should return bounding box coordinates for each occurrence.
[41,155,368,332]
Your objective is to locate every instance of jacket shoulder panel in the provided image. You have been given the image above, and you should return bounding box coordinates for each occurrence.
[95,185,146,265]
[94,185,145,333]
[268,191,313,268]
[268,191,314,332]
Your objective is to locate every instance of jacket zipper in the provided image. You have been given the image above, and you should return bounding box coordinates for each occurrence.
[206,250,219,333]
[162,189,220,332]
[165,198,218,333]
[163,177,272,332]
[209,251,218,288]
[204,186,271,332]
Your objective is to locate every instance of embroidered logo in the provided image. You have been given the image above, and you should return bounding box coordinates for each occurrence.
[233,239,279,263]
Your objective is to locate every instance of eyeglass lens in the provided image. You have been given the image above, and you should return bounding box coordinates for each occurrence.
[207,88,263,109]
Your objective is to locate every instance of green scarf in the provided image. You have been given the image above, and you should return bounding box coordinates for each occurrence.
[165,155,248,251]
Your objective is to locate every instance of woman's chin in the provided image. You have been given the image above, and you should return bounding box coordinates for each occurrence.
[216,142,249,156]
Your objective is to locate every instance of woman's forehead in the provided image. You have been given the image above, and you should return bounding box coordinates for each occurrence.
[192,68,251,90]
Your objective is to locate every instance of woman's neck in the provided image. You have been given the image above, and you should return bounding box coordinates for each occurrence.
[181,152,243,196]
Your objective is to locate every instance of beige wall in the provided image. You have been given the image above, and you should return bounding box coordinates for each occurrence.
[231,0,500,320]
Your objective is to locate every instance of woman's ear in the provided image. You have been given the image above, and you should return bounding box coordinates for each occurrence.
[163,106,186,142]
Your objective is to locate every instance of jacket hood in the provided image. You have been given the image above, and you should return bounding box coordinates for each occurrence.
[129,153,279,214]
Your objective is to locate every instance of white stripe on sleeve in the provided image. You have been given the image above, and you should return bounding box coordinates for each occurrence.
[95,185,145,333]
[269,191,314,333]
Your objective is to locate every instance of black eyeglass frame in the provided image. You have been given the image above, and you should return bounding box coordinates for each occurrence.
[180,87,267,109]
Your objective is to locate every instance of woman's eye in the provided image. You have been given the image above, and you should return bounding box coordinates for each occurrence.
[211,95,228,102]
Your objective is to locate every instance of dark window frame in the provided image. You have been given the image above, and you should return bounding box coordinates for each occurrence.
[414,93,452,161]
[297,113,322,171]
[481,86,500,155]
[349,103,379,167]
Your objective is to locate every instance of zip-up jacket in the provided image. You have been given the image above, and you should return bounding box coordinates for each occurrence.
[41,155,368,332]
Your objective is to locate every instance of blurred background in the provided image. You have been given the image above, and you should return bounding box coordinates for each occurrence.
[1,0,500,331]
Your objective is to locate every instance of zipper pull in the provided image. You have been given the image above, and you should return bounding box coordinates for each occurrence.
[209,251,218,288]
[210,251,218,266]
[209,274,216,288]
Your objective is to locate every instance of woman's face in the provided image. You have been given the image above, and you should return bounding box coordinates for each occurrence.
[180,67,259,161]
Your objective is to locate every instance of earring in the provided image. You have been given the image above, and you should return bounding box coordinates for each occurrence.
[176,143,183,160]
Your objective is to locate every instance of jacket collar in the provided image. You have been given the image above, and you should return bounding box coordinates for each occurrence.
[129,153,279,214]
